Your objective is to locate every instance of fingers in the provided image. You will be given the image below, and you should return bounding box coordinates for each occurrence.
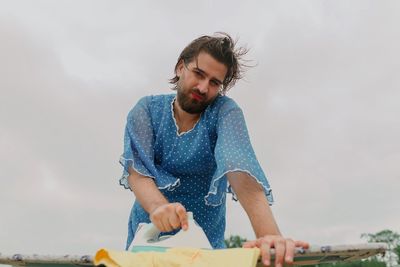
[175,204,188,231]
[247,236,309,266]
[242,240,257,248]
[151,210,172,232]
[295,240,310,249]
[161,216,173,232]
[149,211,165,232]
[151,219,165,233]
[168,214,181,229]
[274,238,286,267]
[260,239,271,266]
[285,239,295,264]
[149,203,187,232]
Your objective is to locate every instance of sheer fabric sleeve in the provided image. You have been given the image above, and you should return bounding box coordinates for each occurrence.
[119,96,179,191]
[205,100,274,206]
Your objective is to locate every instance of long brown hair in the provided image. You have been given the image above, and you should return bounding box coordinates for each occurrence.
[170,32,250,94]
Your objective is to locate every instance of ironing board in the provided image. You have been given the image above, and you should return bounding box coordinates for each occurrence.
[0,243,387,266]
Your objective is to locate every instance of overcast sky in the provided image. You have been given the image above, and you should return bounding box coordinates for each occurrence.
[1,0,399,257]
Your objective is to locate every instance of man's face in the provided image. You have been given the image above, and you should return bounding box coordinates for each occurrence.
[175,52,228,114]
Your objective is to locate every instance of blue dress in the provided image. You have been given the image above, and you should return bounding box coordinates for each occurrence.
[119,93,273,249]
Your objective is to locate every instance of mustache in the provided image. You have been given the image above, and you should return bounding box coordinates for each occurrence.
[191,88,206,98]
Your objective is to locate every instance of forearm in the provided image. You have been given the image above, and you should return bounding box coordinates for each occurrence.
[128,167,169,214]
[227,172,281,238]
[243,189,281,238]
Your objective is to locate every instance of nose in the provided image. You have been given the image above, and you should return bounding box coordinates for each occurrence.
[197,79,208,94]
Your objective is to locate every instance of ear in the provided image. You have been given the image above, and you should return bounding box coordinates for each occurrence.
[176,59,185,77]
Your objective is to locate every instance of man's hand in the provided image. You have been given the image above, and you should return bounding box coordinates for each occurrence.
[243,235,309,267]
[149,202,189,232]
[127,169,188,233]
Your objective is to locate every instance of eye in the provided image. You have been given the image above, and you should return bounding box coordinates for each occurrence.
[193,70,203,78]
[210,80,220,87]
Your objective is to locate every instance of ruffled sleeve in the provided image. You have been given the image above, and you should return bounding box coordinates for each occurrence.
[119,96,180,191]
[205,99,274,206]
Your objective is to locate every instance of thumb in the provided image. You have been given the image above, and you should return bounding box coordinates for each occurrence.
[175,204,188,231]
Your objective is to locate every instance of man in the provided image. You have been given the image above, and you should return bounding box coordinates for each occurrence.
[119,33,308,266]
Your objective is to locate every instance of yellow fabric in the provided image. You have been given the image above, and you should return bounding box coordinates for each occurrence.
[94,247,260,267]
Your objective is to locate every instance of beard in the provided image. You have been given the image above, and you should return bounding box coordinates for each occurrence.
[176,84,216,114]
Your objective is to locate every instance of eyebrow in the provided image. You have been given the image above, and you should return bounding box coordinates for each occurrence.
[193,66,223,85]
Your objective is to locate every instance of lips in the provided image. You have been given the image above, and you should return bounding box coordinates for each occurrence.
[191,92,204,101]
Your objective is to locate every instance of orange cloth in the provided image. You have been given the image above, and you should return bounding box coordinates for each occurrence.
[94,247,260,267]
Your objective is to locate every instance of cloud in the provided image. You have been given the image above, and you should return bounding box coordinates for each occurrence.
[1,1,399,255]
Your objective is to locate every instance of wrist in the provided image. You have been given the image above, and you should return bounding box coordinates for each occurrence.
[148,201,169,215]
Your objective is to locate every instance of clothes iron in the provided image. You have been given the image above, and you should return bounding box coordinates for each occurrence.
[128,212,212,252]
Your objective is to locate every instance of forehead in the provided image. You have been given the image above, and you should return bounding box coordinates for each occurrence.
[189,52,227,82]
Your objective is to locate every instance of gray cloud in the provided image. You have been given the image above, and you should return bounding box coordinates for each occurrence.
[1,0,399,256]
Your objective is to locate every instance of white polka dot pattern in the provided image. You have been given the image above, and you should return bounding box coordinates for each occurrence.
[119,94,273,249]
